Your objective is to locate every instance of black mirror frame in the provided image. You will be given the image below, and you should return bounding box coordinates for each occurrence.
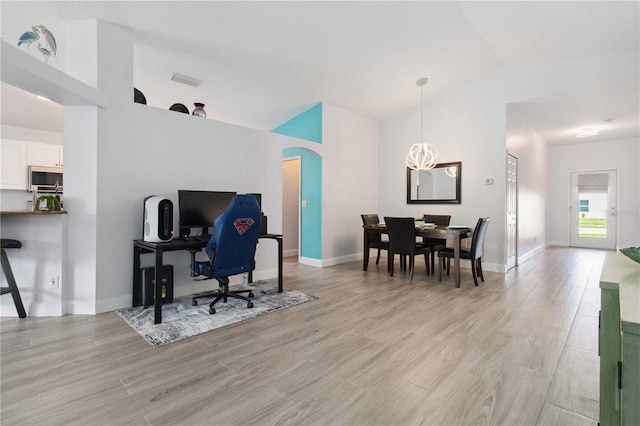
[406,161,462,204]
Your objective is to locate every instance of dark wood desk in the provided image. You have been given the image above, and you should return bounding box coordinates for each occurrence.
[133,233,283,324]
[363,225,471,288]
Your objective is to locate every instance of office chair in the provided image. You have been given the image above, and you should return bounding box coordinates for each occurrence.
[191,194,262,314]
[438,217,490,286]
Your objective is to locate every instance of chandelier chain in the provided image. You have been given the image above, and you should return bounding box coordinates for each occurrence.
[420,83,424,143]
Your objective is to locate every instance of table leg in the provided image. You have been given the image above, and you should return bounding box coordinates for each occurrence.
[363,228,370,271]
[154,248,163,324]
[277,236,283,293]
[132,245,141,307]
[453,236,461,288]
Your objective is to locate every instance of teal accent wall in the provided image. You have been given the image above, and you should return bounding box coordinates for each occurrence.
[283,147,322,260]
[272,103,322,144]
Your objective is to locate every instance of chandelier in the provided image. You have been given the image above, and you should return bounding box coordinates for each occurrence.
[406,77,438,171]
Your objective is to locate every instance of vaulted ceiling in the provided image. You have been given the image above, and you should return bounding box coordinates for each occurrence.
[2,1,638,145]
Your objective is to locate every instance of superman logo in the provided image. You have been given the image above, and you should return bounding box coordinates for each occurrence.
[233,217,255,235]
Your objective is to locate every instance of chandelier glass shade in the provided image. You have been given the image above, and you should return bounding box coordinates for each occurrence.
[406,77,438,171]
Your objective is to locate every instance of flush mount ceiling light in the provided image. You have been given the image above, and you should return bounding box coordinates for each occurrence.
[575,128,599,138]
[406,77,438,171]
[171,73,202,87]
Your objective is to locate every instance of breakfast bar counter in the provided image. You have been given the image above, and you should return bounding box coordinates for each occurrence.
[0,210,67,316]
[1,210,67,216]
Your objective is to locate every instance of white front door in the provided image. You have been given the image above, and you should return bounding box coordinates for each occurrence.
[569,170,617,249]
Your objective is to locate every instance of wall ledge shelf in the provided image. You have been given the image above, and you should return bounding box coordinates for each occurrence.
[0,40,106,108]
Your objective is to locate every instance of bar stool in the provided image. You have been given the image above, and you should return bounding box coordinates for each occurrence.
[1,239,27,318]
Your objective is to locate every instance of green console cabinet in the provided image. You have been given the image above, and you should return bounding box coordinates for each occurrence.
[599,253,640,426]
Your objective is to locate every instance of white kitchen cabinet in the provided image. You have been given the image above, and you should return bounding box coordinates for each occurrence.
[1,139,28,190]
[27,142,63,167]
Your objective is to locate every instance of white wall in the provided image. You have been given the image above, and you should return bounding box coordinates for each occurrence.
[5,16,637,314]
[548,137,640,247]
[378,52,637,272]
[2,20,382,316]
[379,80,507,272]
[322,103,379,266]
[506,107,549,261]
[1,125,63,145]
[49,21,287,313]
[62,19,103,314]
[57,22,384,313]
[0,215,66,316]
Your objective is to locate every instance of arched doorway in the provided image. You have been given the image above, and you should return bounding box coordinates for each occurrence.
[282,147,322,266]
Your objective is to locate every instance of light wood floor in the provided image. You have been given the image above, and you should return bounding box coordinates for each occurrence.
[1,247,603,425]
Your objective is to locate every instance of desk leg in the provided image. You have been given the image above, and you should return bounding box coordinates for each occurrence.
[154,248,163,324]
[277,236,283,293]
[363,229,370,271]
[248,237,281,291]
[453,236,461,288]
[132,245,141,307]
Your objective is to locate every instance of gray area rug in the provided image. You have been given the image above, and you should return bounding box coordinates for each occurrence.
[117,281,317,347]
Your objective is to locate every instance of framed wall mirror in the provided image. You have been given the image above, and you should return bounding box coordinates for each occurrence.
[406,161,461,204]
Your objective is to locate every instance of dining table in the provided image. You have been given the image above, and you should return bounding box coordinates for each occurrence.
[363,223,472,288]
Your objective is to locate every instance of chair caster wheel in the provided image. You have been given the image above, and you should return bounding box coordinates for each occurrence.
[209,307,216,315]
[192,300,198,306]
[247,302,254,308]
[248,291,254,298]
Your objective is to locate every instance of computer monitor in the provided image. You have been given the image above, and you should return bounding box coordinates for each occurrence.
[178,190,236,236]
[248,193,261,211]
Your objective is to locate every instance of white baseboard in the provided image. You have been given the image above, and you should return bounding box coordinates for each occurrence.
[548,240,569,247]
[438,260,505,274]
[95,295,129,314]
[321,253,362,267]
[299,256,322,267]
[479,262,506,273]
[64,301,96,315]
[1,301,63,317]
[300,253,366,268]
[518,243,549,264]
[283,249,298,257]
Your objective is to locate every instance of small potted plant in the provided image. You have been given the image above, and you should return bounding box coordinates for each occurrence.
[34,194,61,211]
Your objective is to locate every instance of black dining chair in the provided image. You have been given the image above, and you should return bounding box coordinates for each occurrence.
[421,214,451,273]
[384,217,431,280]
[361,214,389,269]
[438,217,490,286]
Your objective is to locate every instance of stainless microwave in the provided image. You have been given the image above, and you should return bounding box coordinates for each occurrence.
[28,165,63,192]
